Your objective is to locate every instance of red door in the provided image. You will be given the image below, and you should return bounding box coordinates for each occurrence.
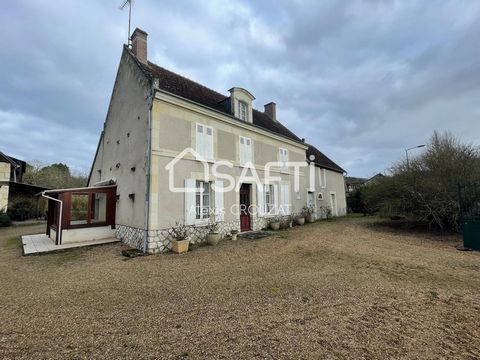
[240,184,251,232]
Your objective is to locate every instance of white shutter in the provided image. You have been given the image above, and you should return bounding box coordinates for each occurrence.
[185,178,196,225]
[273,184,279,214]
[322,169,327,188]
[280,184,290,215]
[206,126,213,160]
[246,138,252,163]
[257,184,265,216]
[214,180,224,222]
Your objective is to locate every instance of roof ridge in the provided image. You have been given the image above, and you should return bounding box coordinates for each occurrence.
[147,61,228,102]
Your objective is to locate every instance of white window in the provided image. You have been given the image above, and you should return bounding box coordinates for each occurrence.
[239,101,248,122]
[239,136,252,165]
[322,168,327,188]
[196,123,214,160]
[279,148,289,171]
[265,184,275,214]
[195,181,211,220]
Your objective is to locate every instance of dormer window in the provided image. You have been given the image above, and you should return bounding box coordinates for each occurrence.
[239,101,248,122]
[229,87,255,123]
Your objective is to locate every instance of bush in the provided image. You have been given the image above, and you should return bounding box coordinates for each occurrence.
[0,210,11,227]
[363,131,480,232]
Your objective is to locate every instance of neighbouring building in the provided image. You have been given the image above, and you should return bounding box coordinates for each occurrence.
[63,27,347,253]
[0,152,48,219]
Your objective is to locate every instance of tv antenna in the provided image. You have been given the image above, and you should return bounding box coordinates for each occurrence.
[119,0,133,47]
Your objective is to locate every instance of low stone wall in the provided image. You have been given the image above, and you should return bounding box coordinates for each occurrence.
[117,215,272,254]
[116,224,145,250]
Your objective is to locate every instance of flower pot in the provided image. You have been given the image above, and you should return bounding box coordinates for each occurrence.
[207,232,221,245]
[270,222,280,231]
[172,239,190,254]
[306,213,315,223]
[296,217,305,225]
[231,231,238,241]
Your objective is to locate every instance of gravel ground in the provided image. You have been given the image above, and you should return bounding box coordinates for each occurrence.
[1,217,480,359]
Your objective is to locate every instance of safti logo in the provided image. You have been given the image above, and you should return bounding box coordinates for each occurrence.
[165,148,317,194]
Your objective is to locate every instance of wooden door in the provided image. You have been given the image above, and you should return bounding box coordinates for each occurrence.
[239,184,251,231]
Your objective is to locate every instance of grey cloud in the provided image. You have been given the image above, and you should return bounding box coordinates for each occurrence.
[1,0,479,177]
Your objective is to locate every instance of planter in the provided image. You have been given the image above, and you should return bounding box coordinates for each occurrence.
[172,239,190,254]
[296,217,305,225]
[231,230,238,241]
[306,213,315,223]
[270,222,280,231]
[207,232,221,246]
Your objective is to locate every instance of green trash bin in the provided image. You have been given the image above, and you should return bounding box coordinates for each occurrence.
[462,220,480,250]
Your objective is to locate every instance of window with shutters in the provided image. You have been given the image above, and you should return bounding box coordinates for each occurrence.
[320,168,327,188]
[279,148,289,171]
[239,136,252,165]
[195,181,211,220]
[265,184,275,214]
[279,184,291,215]
[195,123,214,160]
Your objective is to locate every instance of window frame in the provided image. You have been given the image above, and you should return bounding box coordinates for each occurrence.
[265,184,275,214]
[195,180,212,221]
[239,101,248,122]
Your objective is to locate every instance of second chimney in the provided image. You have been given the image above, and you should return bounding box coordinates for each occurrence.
[264,102,276,121]
[131,28,148,63]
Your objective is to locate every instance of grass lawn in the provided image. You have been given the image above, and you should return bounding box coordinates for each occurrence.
[1,218,479,359]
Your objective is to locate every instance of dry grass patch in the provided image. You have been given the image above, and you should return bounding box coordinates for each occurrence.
[0,219,479,359]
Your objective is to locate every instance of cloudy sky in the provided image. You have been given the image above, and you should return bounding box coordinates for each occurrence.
[1,0,480,177]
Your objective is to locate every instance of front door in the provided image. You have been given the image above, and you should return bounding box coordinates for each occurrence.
[239,184,251,231]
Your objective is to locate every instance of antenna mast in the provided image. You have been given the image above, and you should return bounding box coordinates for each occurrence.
[120,0,133,47]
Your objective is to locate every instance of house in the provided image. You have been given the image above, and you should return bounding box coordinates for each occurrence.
[306,144,346,218]
[80,28,347,253]
[345,173,384,212]
[0,152,48,218]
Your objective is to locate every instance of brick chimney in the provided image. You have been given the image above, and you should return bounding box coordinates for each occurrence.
[264,102,276,121]
[131,28,148,63]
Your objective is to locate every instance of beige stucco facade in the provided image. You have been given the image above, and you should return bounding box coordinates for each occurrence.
[307,165,347,218]
[149,92,309,228]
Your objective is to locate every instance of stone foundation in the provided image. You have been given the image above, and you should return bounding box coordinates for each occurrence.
[116,216,273,254]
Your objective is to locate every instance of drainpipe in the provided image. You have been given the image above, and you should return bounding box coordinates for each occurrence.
[143,94,153,254]
[41,192,63,245]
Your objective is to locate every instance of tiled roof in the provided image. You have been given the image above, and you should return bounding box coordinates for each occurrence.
[127,48,345,173]
[133,52,302,143]
[306,144,345,174]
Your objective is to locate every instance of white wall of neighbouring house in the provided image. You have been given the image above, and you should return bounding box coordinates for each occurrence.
[88,48,150,230]
[0,162,10,211]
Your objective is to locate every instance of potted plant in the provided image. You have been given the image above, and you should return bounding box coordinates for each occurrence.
[269,215,281,231]
[303,205,316,223]
[230,229,239,241]
[206,216,221,245]
[296,211,306,225]
[170,221,190,254]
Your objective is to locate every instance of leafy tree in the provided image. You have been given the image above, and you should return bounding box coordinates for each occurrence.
[23,161,87,189]
[363,131,480,231]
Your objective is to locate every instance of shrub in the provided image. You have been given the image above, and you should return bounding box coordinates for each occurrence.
[0,209,11,227]
[363,131,480,231]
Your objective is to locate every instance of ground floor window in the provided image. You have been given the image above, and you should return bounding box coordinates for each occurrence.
[196,181,211,220]
[265,184,275,214]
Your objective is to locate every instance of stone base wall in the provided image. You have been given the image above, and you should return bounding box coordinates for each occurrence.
[116,216,273,254]
[116,224,145,250]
